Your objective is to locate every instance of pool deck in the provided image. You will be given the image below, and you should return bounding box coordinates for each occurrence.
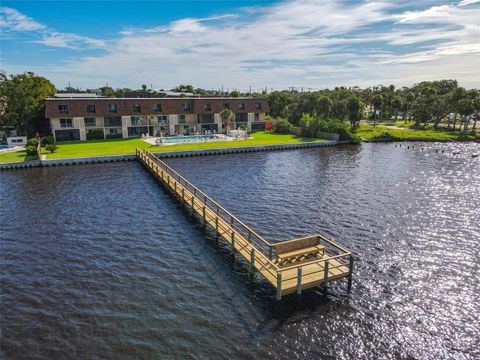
[137,148,353,299]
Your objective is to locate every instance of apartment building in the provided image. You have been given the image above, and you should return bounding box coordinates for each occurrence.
[45,97,269,141]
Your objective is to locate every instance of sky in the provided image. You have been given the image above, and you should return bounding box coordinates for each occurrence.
[0,0,479,91]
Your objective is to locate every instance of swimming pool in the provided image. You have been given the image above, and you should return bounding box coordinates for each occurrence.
[162,135,221,144]
[0,145,18,153]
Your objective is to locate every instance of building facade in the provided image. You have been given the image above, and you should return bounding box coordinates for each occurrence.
[45,97,269,141]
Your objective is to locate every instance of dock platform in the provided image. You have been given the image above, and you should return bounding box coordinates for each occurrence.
[137,149,353,299]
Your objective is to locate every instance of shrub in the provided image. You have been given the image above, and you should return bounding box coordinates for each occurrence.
[26,138,38,147]
[45,144,58,153]
[87,129,105,140]
[272,118,292,134]
[25,145,37,155]
[41,135,55,146]
[105,133,123,139]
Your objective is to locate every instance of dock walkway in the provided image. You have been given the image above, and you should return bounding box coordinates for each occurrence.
[137,149,353,299]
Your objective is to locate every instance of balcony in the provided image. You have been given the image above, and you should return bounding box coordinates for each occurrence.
[104,116,122,127]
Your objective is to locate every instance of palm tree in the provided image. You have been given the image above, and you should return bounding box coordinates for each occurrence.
[403,92,415,123]
[219,108,233,133]
[391,96,402,121]
[372,94,383,127]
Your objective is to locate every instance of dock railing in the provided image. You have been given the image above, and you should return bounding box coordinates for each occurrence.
[137,148,353,298]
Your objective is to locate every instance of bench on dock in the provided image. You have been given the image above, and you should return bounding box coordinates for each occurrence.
[272,235,325,266]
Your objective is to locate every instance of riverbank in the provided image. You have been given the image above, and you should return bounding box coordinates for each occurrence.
[0,131,324,164]
[0,139,337,170]
[357,124,479,142]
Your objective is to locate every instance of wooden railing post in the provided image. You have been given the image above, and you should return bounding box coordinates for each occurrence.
[296,267,303,295]
[231,231,235,252]
[276,272,282,300]
[323,260,329,292]
[249,248,255,274]
[202,205,206,226]
[347,255,354,292]
[191,196,195,215]
[215,216,219,237]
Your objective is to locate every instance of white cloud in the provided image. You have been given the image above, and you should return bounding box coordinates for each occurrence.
[35,32,107,50]
[1,1,480,89]
[0,7,105,50]
[0,7,45,31]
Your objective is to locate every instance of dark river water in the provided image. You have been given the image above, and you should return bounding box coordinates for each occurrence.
[1,143,479,360]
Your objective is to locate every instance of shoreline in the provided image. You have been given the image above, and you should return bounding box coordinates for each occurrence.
[0,140,337,170]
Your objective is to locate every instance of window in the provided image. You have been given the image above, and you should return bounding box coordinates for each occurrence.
[182,102,191,110]
[223,103,230,109]
[235,113,248,122]
[84,117,96,127]
[204,103,211,111]
[58,105,69,113]
[131,116,141,125]
[158,115,168,124]
[197,114,213,123]
[108,104,118,112]
[154,103,162,112]
[109,128,120,134]
[133,104,141,112]
[179,115,186,124]
[60,118,73,128]
[255,102,262,110]
[254,113,260,121]
[86,104,96,113]
[104,116,122,127]
[238,102,245,110]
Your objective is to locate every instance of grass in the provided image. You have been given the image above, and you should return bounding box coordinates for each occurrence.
[357,124,479,141]
[0,132,325,162]
[0,150,37,163]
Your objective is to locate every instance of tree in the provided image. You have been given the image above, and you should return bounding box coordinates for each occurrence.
[391,96,402,120]
[316,96,332,119]
[458,98,474,132]
[141,84,147,91]
[219,108,233,132]
[449,87,467,130]
[372,94,383,127]
[346,96,362,131]
[470,90,480,134]
[403,91,415,122]
[267,91,294,118]
[0,72,56,136]
[229,90,240,97]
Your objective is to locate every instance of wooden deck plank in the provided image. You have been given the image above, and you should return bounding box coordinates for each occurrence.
[137,150,353,298]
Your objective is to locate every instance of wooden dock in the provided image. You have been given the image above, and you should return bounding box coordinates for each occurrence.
[137,149,353,299]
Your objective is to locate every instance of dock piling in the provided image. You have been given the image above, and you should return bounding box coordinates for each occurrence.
[296,268,303,295]
[276,273,282,300]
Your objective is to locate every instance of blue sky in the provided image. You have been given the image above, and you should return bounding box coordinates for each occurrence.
[1,0,479,90]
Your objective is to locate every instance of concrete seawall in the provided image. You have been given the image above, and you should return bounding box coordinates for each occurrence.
[0,140,337,170]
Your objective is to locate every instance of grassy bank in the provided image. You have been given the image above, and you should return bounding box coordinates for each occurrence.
[0,132,324,163]
[357,124,479,141]
[0,150,37,163]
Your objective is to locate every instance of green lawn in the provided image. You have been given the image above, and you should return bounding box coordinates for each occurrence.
[357,124,479,141]
[0,150,37,163]
[0,132,324,162]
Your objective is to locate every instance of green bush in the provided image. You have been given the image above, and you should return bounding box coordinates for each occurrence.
[25,145,37,155]
[272,118,292,134]
[41,135,55,146]
[45,144,58,153]
[105,133,123,139]
[87,129,105,140]
[26,138,38,147]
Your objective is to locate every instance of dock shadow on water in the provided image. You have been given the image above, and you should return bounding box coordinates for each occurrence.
[1,142,479,360]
